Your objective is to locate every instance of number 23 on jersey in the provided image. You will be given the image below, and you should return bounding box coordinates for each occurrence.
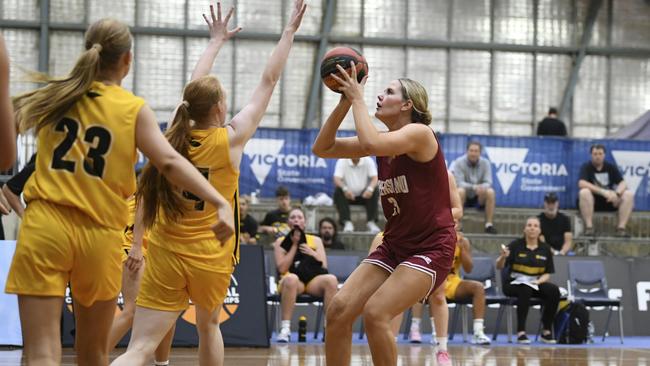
[51,117,112,178]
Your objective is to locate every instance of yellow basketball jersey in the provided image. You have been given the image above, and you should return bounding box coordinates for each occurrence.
[448,236,462,278]
[149,127,240,267]
[23,81,144,230]
[305,234,318,250]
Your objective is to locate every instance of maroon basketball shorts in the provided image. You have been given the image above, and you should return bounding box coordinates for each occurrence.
[363,230,455,301]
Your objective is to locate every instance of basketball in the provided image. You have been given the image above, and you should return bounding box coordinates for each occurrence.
[320,47,369,93]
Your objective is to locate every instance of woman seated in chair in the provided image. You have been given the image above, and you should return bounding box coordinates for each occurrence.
[496,216,560,344]
[273,206,339,342]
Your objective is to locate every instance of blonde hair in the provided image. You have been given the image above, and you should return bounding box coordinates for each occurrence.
[13,19,132,133]
[138,75,225,228]
[398,78,432,125]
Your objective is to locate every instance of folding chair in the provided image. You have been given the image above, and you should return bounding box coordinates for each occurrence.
[450,257,514,342]
[568,260,624,343]
[263,251,325,339]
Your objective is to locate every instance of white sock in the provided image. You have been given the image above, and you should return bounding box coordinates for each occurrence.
[154,361,169,366]
[436,337,448,352]
[411,317,421,330]
[281,320,291,331]
[485,222,493,228]
[473,318,484,335]
[430,317,436,336]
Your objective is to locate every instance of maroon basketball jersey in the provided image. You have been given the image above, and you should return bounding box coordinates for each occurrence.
[377,131,454,253]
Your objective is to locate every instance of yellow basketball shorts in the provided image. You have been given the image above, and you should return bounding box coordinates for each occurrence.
[5,200,122,307]
[445,275,462,300]
[137,243,232,312]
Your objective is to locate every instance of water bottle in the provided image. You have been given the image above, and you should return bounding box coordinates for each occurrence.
[298,316,307,342]
[587,321,595,344]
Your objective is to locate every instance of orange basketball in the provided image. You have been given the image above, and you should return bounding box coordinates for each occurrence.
[320,47,369,93]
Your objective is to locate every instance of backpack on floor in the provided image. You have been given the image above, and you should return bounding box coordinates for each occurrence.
[554,302,589,344]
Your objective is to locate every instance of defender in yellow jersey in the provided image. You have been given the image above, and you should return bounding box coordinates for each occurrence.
[6,18,234,366]
[112,3,306,365]
[273,208,338,342]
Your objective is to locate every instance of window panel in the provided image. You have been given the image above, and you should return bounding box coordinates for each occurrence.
[449,50,491,122]
[50,0,84,23]
[2,30,39,96]
[407,0,448,40]
[451,0,491,42]
[610,58,650,129]
[187,0,236,30]
[49,32,84,78]
[407,48,447,131]
[364,0,406,38]
[89,0,135,25]
[1,0,39,21]
[282,42,316,128]
[535,54,571,122]
[493,52,533,123]
[331,0,361,37]
[537,0,575,47]
[135,36,185,119]
[612,0,650,49]
[138,0,185,28]
[494,0,534,45]
[238,0,282,33]
[235,41,280,127]
[573,56,607,126]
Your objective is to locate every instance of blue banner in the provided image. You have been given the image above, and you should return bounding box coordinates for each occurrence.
[238,129,650,211]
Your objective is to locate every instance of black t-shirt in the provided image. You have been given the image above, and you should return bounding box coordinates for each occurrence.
[506,238,555,280]
[579,161,623,190]
[261,208,290,236]
[6,154,36,195]
[240,214,258,239]
[323,238,345,250]
[538,212,571,252]
[536,117,567,136]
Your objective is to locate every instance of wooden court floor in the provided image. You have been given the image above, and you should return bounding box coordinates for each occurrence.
[1,344,649,365]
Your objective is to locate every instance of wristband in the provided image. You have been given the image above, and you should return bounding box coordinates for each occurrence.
[342,186,349,193]
[365,186,374,193]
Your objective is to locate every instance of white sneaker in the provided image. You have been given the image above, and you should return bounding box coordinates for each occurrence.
[367,221,380,234]
[343,221,354,232]
[472,332,491,345]
[408,327,422,343]
[276,327,290,343]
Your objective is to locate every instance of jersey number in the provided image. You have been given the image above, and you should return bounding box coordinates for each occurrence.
[182,167,210,211]
[51,118,112,178]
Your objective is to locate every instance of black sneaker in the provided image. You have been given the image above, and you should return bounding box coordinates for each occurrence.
[485,225,498,234]
[517,334,531,344]
[540,333,556,344]
[615,228,631,238]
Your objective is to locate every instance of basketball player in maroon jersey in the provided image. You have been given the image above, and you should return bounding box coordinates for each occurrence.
[313,63,456,366]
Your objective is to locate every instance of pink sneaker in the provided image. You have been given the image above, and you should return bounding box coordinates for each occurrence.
[409,327,422,343]
[436,350,451,366]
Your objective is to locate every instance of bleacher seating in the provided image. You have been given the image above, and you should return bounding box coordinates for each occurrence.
[248,198,650,257]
